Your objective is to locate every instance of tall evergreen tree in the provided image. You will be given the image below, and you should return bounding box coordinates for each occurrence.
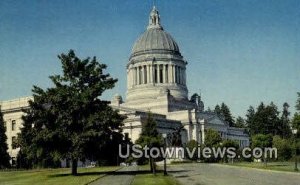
[136,112,163,174]
[19,50,124,175]
[235,116,246,128]
[220,103,235,127]
[280,102,292,138]
[0,108,11,168]
[247,102,281,136]
[214,105,221,116]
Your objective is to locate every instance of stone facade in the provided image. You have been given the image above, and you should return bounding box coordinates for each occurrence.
[0,97,32,165]
[0,6,249,164]
[111,6,249,147]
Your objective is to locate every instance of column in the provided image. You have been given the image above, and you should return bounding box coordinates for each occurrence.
[157,64,160,83]
[149,65,153,83]
[142,66,144,84]
[168,64,171,83]
[172,65,175,83]
[147,65,151,84]
[133,67,136,86]
[183,68,186,85]
[136,66,140,85]
[132,68,135,87]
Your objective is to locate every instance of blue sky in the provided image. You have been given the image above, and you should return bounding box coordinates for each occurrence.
[0,0,299,118]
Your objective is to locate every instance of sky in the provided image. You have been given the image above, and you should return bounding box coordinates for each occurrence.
[0,0,299,118]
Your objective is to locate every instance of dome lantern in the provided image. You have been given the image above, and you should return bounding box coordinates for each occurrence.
[148,6,162,30]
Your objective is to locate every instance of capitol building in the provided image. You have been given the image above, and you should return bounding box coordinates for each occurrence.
[0,7,249,164]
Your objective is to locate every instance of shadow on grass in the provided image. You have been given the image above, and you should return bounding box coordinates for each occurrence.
[49,169,190,178]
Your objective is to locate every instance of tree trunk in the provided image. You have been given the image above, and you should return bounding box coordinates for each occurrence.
[71,159,78,176]
[149,157,153,172]
[152,158,156,175]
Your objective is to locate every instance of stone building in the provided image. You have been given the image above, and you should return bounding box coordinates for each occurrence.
[0,6,249,164]
[111,6,249,146]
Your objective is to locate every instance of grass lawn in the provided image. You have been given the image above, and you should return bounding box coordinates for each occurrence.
[132,173,181,185]
[0,166,119,185]
[226,161,300,173]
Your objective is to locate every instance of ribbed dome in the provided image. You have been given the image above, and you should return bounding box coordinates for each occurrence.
[131,28,180,55]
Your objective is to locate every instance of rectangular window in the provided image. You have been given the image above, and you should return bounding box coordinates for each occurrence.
[12,120,16,131]
[11,157,16,166]
[12,136,17,149]
[124,133,129,140]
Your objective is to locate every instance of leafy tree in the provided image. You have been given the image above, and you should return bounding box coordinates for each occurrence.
[251,134,273,166]
[235,116,246,128]
[0,109,11,168]
[296,92,300,111]
[136,112,163,174]
[272,135,292,161]
[18,50,124,175]
[190,93,198,104]
[292,113,300,137]
[204,129,222,147]
[221,139,239,163]
[185,140,198,161]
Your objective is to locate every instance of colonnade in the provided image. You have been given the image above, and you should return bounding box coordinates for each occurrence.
[128,63,186,87]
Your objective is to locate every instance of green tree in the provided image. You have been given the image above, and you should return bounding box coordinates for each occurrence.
[296,92,300,111]
[247,102,281,136]
[251,134,273,166]
[136,112,163,174]
[19,50,124,175]
[280,103,292,138]
[185,140,198,161]
[221,139,239,163]
[221,103,235,127]
[215,103,235,127]
[235,116,246,128]
[214,105,221,116]
[272,135,292,161]
[0,109,11,168]
[292,113,300,136]
[205,129,222,147]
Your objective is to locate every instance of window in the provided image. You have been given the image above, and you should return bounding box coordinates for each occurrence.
[124,133,129,140]
[12,120,16,131]
[154,65,158,83]
[159,65,163,83]
[144,65,147,84]
[12,136,17,149]
[11,157,16,166]
[178,67,181,84]
[138,66,142,84]
[165,65,168,83]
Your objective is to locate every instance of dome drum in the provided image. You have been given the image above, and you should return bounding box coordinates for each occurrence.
[126,6,189,102]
